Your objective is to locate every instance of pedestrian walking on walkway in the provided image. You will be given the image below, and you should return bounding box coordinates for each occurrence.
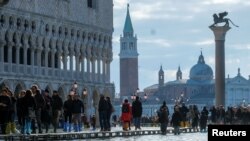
[121,99,132,131]
[158,101,169,135]
[132,96,142,130]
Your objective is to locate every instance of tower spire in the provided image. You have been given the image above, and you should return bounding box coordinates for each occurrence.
[123,3,134,34]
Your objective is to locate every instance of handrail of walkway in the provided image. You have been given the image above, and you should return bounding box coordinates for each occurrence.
[0,127,201,140]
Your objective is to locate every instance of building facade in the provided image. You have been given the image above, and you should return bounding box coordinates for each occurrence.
[144,52,250,107]
[144,51,215,106]
[119,4,139,99]
[0,0,115,120]
[225,68,250,107]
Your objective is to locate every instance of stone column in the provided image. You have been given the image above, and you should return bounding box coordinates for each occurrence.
[210,26,230,107]
[107,60,111,83]
[7,42,13,63]
[81,56,85,81]
[75,54,80,72]
[97,58,101,82]
[0,43,4,62]
[15,45,20,65]
[87,57,91,82]
[91,58,96,82]
[69,52,74,71]
[0,42,5,72]
[51,49,55,68]
[63,53,68,70]
[37,48,42,76]
[102,59,106,83]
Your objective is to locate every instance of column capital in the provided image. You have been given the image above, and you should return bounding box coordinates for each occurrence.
[210,26,231,40]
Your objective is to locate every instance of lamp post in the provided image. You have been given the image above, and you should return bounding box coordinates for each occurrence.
[242,99,246,107]
[136,88,140,96]
[144,93,148,100]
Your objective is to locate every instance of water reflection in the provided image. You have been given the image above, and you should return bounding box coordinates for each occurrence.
[70,132,207,141]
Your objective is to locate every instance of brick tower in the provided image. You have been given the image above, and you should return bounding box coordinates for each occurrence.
[119,4,139,99]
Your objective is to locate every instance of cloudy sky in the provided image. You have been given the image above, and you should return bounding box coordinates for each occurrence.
[111,0,250,93]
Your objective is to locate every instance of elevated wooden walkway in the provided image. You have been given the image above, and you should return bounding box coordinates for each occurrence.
[0,127,201,141]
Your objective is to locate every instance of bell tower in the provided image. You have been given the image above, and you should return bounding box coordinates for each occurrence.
[158,65,164,88]
[119,4,139,98]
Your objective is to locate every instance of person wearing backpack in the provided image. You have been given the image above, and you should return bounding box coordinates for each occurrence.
[121,99,131,131]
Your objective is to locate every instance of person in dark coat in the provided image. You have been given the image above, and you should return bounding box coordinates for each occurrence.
[16,90,26,134]
[22,90,36,135]
[171,106,182,135]
[200,106,209,132]
[51,91,63,133]
[180,103,189,127]
[42,89,52,133]
[132,96,142,130]
[31,85,45,134]
[98,94,108,131]
[0,87,11,134]
[106,96,113,131]
[209,106,217,124]
[158,101,169,135]
[63,95,73,132]
[71,95,84,132]
[6,88,18,134]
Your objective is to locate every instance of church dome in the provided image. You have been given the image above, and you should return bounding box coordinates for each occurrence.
[189,52,213,81]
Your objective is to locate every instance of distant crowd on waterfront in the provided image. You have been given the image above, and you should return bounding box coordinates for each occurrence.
[0,85,112,135]
[1,86,250,135]
[118,97,250,135]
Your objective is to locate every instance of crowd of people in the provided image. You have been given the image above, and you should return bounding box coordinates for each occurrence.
[1,86,250,135]
[0,85,86,135]
[118,98,250,135]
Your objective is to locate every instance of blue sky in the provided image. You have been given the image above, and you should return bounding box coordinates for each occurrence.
[111,0,250,94]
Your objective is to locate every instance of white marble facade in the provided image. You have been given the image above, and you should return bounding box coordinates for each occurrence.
[0,0,115,119]
[225,69,250,107]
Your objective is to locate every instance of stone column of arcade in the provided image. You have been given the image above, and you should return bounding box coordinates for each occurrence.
[210,26,230,107]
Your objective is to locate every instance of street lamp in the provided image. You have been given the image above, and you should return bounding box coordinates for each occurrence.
[242,99,246,107]
[144,93,148,100]
[131,94,135,100]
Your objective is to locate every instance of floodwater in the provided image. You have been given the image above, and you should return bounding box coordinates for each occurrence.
[72,132,207,141]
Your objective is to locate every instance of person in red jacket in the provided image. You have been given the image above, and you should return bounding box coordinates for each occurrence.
[121,99,132,131]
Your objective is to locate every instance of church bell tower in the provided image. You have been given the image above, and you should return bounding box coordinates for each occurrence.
[119,4,139,98]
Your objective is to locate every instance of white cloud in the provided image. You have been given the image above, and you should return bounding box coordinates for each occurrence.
[113,0,128,10]
[229,44,250,50]
[226,58,241,64]
[112,35,120,44]
[202,0,241,5]
[195,39,214,46]
[139,38,171,48]
[207,56,215,66]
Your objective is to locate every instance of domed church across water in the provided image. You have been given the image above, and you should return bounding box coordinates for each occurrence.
[144,51,215,106]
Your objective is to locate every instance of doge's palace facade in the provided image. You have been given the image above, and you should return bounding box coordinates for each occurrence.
[0,0,115,119]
